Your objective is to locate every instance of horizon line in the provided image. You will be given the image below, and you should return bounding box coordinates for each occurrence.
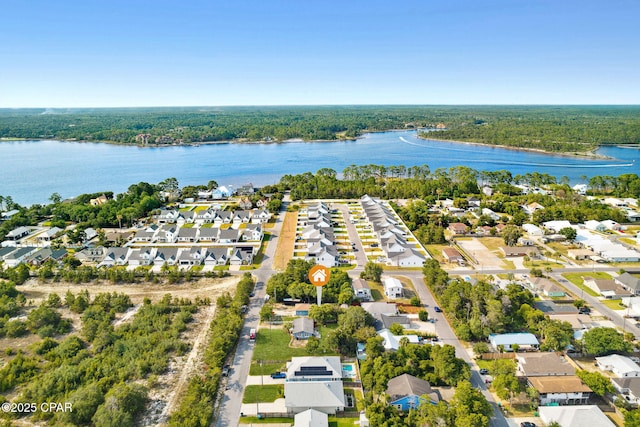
[2,103,640,110]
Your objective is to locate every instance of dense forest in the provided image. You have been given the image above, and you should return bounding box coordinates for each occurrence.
[1,106,639,152]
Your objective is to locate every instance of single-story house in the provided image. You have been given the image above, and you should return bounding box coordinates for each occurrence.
[294,409,328,427]
[522,223,544,237]
[527,376,591,405]
[352,278,373,301]
[596,354,640,378]
[616,273,640,295]
[568,248,595,260]
[501,246,540,257]
[535,301,579,315]
[442,247,464,263]
[292,317,315,340]
[386,374,440,411]
[516,352,575,377]
[584,277,631,299]
[489,333,539,352]
[539,405,615,427]
[377,329,420,351]
[6,226,31,241]
[530,278,566,297]
[383,277,403,299]
[447,222,468,235]
[612,377,640,406]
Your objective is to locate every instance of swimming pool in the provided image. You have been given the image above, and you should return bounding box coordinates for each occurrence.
[342,363,356,378]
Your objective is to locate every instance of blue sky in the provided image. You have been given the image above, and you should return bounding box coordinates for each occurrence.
[1,0,639,107]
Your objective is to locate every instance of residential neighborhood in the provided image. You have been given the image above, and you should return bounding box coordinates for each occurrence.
[1,173,640,427]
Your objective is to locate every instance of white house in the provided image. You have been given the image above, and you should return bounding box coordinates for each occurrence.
[489,333,539,352]
[294,409,328,427]
[383,277,403,299]
[522,223,544,237]
[284,356,345,415]
[539,405,615,427]
[377,329,420,351]
[352,278,372,301]
[596,354,640,378]
[612,377,640,406]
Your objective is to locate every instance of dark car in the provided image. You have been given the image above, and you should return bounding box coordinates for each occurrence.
[222,365,230,376]
[270,372,286,379]
[434,306,442,313]
[479,368,489,375]
[520,422,536,427]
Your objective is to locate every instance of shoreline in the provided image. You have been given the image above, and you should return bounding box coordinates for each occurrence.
[0,131,624,159]
[415,134,612,160]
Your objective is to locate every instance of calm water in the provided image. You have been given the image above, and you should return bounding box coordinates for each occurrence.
[1,130,637,205]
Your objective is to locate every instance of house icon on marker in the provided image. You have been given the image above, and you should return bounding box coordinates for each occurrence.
[312,269,326,283]
[308,265,330,286]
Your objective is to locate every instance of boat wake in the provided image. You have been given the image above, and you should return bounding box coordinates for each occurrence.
[399,137,633,168]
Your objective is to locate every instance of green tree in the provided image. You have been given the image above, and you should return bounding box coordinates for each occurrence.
[502,225,523,246]
[360,262,383,282]
[559,226,577,242]
[582,327,632,356]
[389,323,404,335]
[576,370,615,396]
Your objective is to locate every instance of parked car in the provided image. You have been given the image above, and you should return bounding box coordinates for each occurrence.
[222,365,230,376]
[434,306,442,313]
[479,368,489,375]
[520,422,536,427]
[270,372,286,379]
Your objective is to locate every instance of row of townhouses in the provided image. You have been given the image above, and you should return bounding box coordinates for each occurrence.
[360,195,427,267]
[132,223,263,244]
[96,245,254,268]
[301,201,340,268]
[156,207,269,225]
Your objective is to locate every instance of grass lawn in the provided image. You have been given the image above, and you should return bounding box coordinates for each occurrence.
[562,272,611,297]
[249,360,286,376]
[601,299,626,311]
[478,237,507,252]
[242,384,284,403]
[329,418,360,427]
[252,232,271,265]
[252,328,309,362]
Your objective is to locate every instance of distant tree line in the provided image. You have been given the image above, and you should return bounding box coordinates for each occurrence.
[1,106,638,152]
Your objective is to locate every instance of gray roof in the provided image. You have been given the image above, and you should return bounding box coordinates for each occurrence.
[361,302,398,316]
[617,273,640,291]
[219,228,240,240]
[535,301,578,314]
[0,247,17,259]
[613,377,640,397]
[386,374,437,402]
[293,317,314,334]
[176,227,198,238]
[517,352,576,377]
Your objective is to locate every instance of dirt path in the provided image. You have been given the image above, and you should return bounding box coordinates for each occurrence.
[19,276,237,305]
[160,302,217,422]
[16,276,240,427]
[272,211,297,270]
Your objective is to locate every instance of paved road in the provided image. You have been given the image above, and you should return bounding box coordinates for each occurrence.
[398,271,511,427]
[334,203,367,271]
[549,271,640,339]
[214,196,289,427]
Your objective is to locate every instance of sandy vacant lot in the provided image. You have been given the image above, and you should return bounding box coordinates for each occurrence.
[10,276,241,427]
[18,276,239,305]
